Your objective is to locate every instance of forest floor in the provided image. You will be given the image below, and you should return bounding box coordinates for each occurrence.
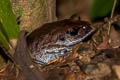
[0,0,120,80]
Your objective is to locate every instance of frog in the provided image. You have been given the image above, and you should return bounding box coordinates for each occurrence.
[27,15,95,65]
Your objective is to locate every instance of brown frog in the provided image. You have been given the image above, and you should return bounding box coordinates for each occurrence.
[27,15,95,65]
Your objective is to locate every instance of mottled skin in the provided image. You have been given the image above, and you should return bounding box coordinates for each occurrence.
[27,18,94,65]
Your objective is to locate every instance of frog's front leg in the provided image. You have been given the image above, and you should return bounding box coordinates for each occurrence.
[33,46,72,65]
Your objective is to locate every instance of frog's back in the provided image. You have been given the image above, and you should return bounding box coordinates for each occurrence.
[27,19,90,44]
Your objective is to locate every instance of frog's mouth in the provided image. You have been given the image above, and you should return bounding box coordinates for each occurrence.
[56,28,95,46]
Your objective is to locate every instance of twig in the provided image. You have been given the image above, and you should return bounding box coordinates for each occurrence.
[108,0,117,36]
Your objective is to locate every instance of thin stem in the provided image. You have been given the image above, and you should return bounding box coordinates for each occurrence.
[108,0,117,36]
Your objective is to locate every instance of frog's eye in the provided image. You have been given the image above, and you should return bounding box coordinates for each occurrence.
[68,28,73,32]
[66,26,79,36]
[59,35,65,41]
[66,28,73,34]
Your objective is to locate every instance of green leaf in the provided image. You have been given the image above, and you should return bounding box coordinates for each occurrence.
[0,0,20,39]
[90,0,114,21]
[0,29,9,49]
